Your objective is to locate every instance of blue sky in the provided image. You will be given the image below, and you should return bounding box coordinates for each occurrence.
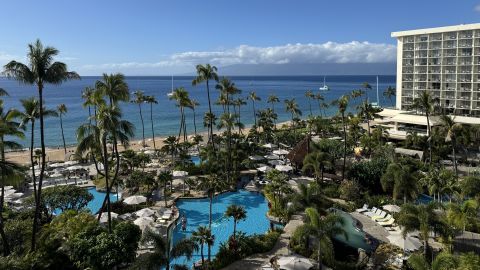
[1,0,480,75]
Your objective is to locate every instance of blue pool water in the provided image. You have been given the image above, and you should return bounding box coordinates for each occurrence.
[334,210,373,252]
[53,187,118,215]
[416,194,433,205]
[190,156,201,166]
[170,190,271,267]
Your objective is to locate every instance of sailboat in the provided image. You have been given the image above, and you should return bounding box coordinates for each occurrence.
[319,76,330,91]
[167,75,174,97]
[371,76,380,108]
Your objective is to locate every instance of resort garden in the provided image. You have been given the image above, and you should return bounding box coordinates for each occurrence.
[0,40,479,270]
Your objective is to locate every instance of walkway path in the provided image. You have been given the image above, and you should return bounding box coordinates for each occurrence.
[350,212,389,243]
[222,214,304,270]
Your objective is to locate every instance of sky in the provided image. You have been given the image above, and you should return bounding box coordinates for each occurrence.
[1,0,480,75]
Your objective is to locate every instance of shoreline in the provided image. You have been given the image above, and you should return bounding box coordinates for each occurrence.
[6,120,292,165]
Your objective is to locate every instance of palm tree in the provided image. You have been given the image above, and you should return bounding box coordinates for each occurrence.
[361,82,372,103]
[383,86,396,106]
[225,204,247,242]
[138,228,197,270]
[96,73,129,105]
[313,93,325,116]
[198,174,226,229]
[218,113,236,184]
[303,208,347,270]
[407,252,458,270]
[132,90,146,147]
[267,95,280,129]
[189,99,200,136]
[438,115,462,178]
[170,87,192,143]
[302,151,331,183]
[192,225,215,265]
[305,90,315,116]
[332,95,349,181]
[284,98,302,139]
[3,39,79,250]
[192,64,219,145]
[446,199,478,232]
[413,90,438,163]
[81,86,95,120]
[56,103,68,155]
[144,95,158,150]
[233,98,247,134]
[157,171,172,207]
[248,91,261,129]
[381,159,420,204]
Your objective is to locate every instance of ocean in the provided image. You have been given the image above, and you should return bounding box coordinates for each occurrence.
[0,75,396,148]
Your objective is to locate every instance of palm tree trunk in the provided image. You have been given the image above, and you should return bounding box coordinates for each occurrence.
[193,108,197,136]
[150,103,156,150]
[0,136,10,255]
[200,243,204,264]
[139,104,145,147]
[342,113,347,181]
[452,139,458,179]
[233,220,237,241]
[272,104,277,130]
[426,113,432,164]
[60,114,67,155]
[32,84,46,251]
[102,136,112,233]
[206,80,214,148]
[209,194,213,229]
[30,121,37,203]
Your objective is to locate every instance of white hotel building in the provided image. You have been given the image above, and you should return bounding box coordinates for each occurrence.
[374,24,480,139]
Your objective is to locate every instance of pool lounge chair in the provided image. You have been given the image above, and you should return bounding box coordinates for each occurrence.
[355,204,369,213]
[371,211,387,221]
[365,207,380,217]
[375,214,392,223]
[378,218,395,227]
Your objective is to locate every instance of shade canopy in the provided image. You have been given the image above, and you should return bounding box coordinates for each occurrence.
[273,149,289,155]
[262,143,276,149]
[382,204,401,213]
[124,195,147,205]
[173,170,188,177]
[135,208,156,217]
[268,160,284,166]
[249,155,265,161]
[134,216,154,230]
[275,165,293,172]
[277,255,314,270]
[265,154,280,160]
[257,166,272,173]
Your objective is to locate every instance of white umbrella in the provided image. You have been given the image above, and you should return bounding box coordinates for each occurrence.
[97,212,119,223]
[173,170,188,177]
[262,143,276,149]
[277,255,314,270]
[124,195,147,205]
[275,165,293,172]
[135,208,156,217]
[268,160,284,166]
[249,155,264,161]
[134,216,154,230]
[257,166,272,173]
[4,186,13,190]
[265,154,280,160]
[383,204,401,213]
[5,192,23,199]
[144,150,155,155]
[49,163,65,168]
[64,161,78,166]
[50,173,63,178]
[273,149,289,155]
[387,235,423,251]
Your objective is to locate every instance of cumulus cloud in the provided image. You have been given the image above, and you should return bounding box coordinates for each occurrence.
[80,41,396,74]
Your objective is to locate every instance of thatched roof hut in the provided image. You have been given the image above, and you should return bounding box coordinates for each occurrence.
[286,136,311,167]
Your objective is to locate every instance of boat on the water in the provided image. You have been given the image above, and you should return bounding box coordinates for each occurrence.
[319,76,329,91]
[167,75,174,97]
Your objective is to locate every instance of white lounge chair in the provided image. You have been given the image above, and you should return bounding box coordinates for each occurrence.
[365,207,380,217]
[355,204,369,213]
[371,211,387,221]
[379,218,395,227]
[375,214,392,222]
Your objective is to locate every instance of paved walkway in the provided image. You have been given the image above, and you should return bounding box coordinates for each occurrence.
[222,214,305,270]
[350,212,390,243]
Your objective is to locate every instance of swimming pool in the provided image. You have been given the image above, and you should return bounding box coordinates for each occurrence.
[190,156,201,166]
[170,190,271,267]
[334,210,374,252]
[53,187,119,215]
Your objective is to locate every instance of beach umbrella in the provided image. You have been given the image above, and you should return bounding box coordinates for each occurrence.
[4,186,13,190]
[262,143,276,149]
[172,170,188,177]
[67,165,84,171]
[5,192,23,199]
[144,150,155,155]
[382,204,401,213]
[273,149,289,155]
[277,255,314,270]
[257,166,272,173]
[134,216,154,230]
[49,163,65,168]
[124,195,147,205]
[50,172,63,178]
[268,160,284,166]
[387,235,422,251]
[275,165,293,172]
[265,154,280,160]
[64,160,78,166]
[135,208,156,217]
[96,212,119,223]
[249,155,264,161]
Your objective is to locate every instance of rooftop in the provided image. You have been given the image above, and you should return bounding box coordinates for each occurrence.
[391,23,480,37]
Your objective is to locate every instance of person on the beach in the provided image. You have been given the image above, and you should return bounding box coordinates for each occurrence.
[181,216,187,231]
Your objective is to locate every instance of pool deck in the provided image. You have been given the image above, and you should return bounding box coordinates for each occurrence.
[222,214,305,270]
[349,212,390,243]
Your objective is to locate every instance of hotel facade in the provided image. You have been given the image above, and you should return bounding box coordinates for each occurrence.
[392,23,480,117]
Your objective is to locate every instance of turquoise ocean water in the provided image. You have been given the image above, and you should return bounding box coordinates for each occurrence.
[0,75,395,147]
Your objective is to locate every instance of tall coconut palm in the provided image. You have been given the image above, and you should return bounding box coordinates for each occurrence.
[267,95,280,129]
[192,64,219,145]
[57,103,68,155]
[170,87,191,143]
[302,151,331,183]
[131,90,146,147]
[138,228,197,270]
[381,159,420,204]
[248,91,261,129]
[198,174,226,229]
[218,113,236,184]
[332,95,349,181]
[407,252,458,270]
[96,73,129,106]
[413,90,438,163]
[225,204,247,243]
[144,95,158,150]
[284,98,302,139]
[3,39,79,250]
[446,199,478,232]
[361,82,372,103]
[81,86,95,120]
[233,98,247,134]
[192,225,215,265]
[383,86,396,106]
[438,115,462,178]
[189,99,200,136]
[305,90,315,116]
[313,93,325,116]
[216,77,239,114]
[157,171,172,207]
[303,208,347,270]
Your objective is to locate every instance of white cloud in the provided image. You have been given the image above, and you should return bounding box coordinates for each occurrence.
[80,41,396,74]
[475,4,480,12]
